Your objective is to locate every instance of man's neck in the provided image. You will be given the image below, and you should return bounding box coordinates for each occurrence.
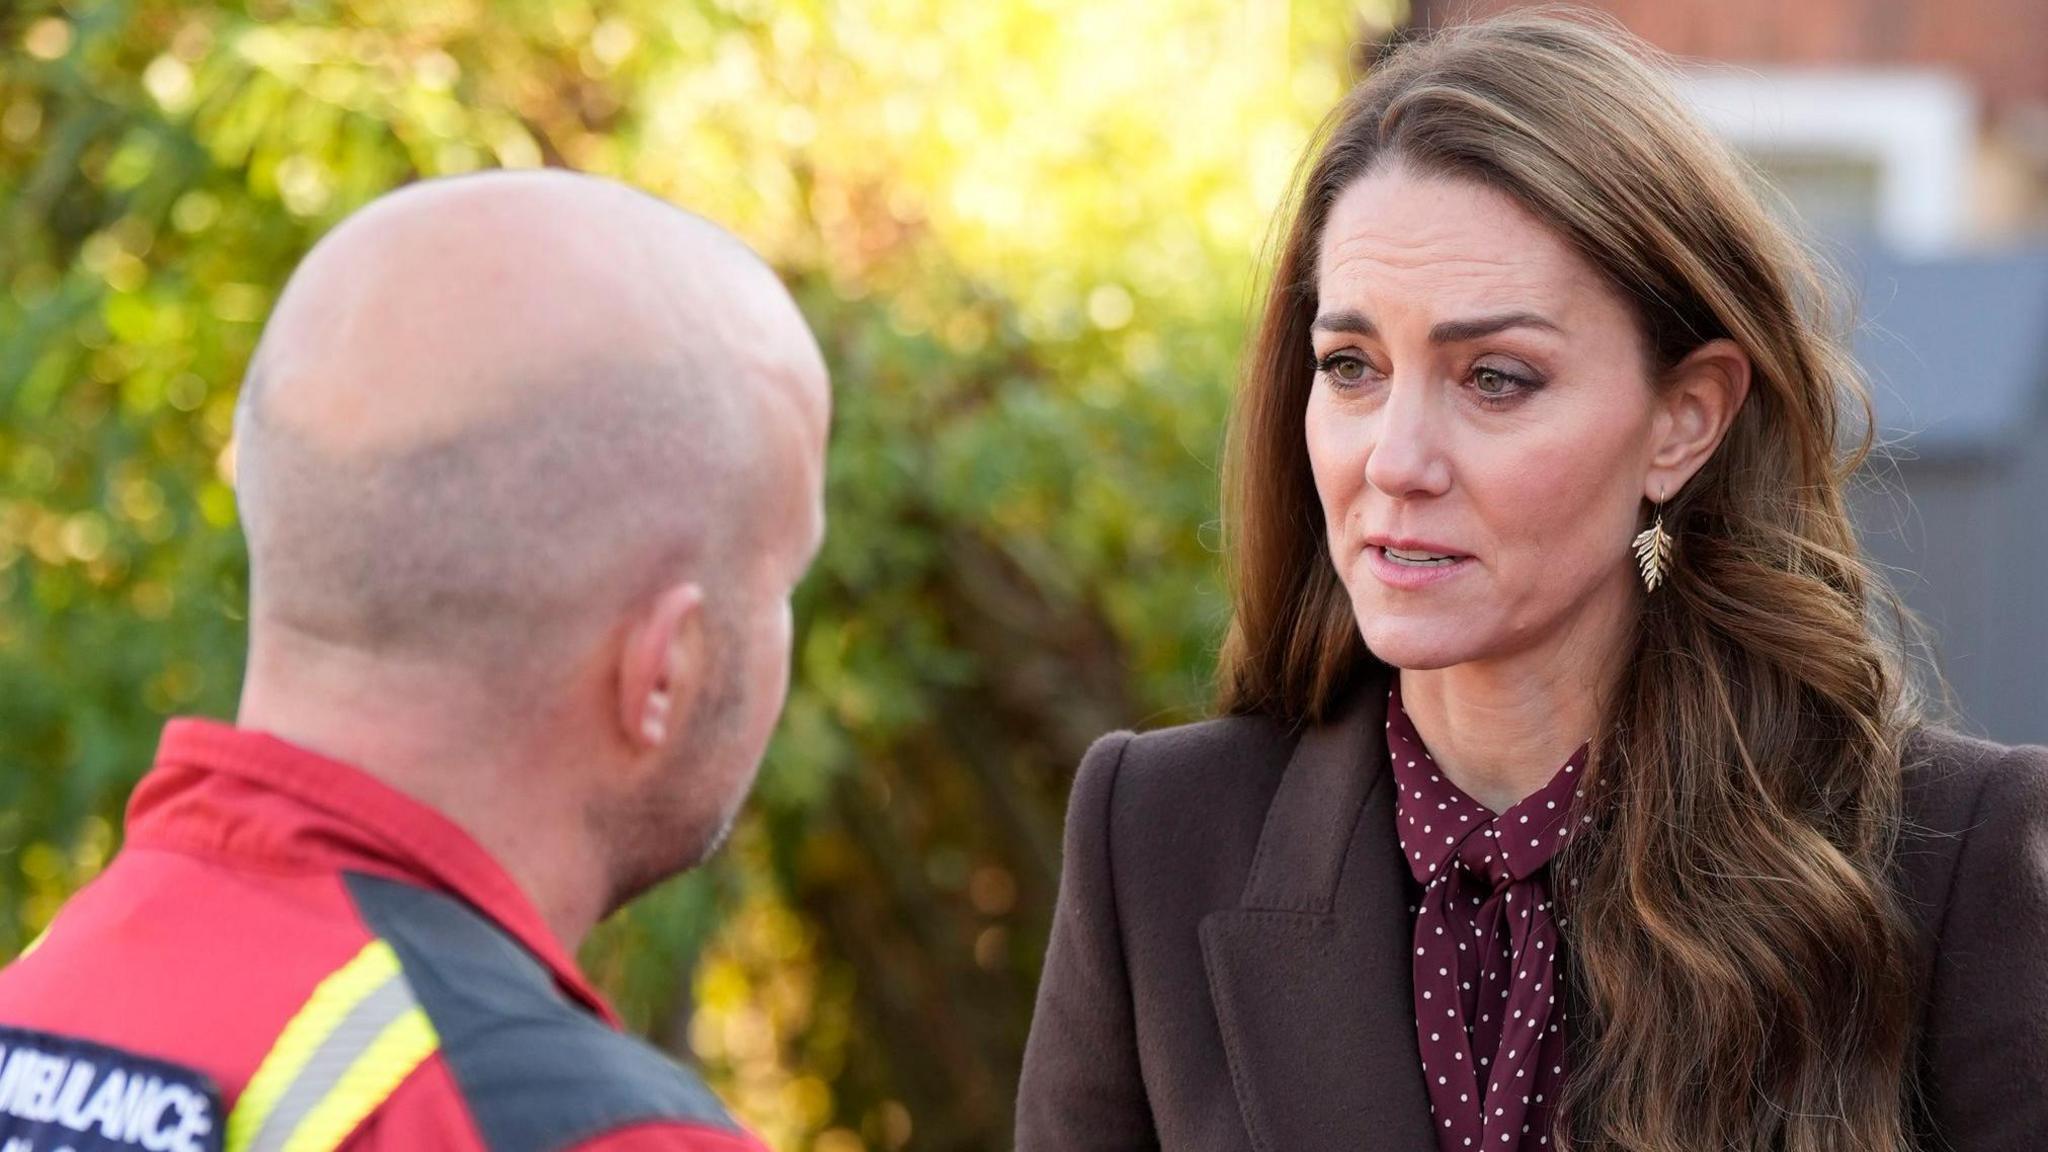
[237,637,613,951]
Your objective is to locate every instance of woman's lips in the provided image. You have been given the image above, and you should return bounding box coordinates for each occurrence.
[1362,544,1473,590]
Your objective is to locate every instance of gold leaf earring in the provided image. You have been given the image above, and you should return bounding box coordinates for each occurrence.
[1632,489,1673,592]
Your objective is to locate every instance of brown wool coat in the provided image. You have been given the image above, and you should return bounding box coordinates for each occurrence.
[1015,668,2048,1151]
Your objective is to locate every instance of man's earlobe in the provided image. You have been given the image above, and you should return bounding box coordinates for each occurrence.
[641,689,671,745]
[618,581,704,751]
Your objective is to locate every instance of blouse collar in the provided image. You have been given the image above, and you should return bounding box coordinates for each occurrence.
[1385,680,1590,888]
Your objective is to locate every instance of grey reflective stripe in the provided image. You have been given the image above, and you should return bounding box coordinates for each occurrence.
[242,971,422,1152]
[344,873,740,1152]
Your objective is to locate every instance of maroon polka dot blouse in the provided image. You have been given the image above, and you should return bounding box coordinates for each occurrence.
[1387,681,1588,1151]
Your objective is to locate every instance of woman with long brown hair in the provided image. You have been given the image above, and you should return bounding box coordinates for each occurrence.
[1016,12,2048,1152]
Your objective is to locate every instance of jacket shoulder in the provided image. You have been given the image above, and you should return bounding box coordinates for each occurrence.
[1893,725,2048,934]
[1898,724,2048,833]
[1092,709,1299,811]
[343,873,742,1152]
[1070,711,1301,915]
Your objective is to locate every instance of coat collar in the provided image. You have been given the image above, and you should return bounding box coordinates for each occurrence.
[136,718,622,1027]
[1199,667,1437,1150]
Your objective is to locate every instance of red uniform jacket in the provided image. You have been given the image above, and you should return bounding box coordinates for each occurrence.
[0,719,769,1152]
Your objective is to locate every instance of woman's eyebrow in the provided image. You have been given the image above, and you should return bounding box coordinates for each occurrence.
[1310,309,1376,337]
[1428,311,1560,343]
[1309,309,1561,343]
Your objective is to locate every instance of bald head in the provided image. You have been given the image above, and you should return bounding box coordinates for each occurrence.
[235,171,828,677]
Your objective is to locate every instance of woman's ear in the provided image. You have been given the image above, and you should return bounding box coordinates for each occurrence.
[617,581,705,751]
[1647,337,1751,498]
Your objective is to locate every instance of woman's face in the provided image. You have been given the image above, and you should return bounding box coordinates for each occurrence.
[1305,165,1661,674]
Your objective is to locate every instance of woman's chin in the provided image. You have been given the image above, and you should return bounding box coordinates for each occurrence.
[1358,617,1492,672]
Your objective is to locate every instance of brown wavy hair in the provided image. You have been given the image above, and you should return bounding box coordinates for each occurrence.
[1216,13,1925,1151]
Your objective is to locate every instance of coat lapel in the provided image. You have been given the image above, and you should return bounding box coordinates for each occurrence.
[1200,671,1438,1151]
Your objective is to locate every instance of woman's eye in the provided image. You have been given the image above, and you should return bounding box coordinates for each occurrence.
[1472,365,1531,399]
[1316,352,1370,384]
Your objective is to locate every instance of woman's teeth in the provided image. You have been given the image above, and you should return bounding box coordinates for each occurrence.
[1383,547,1458,566]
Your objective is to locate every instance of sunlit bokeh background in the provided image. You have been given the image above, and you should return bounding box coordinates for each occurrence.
[1,1,1392,1147]
[5,1,2045,1149]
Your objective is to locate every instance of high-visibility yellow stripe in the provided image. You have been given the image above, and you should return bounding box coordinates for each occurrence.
[227,940,405,1152]
[277,1006,437,1152]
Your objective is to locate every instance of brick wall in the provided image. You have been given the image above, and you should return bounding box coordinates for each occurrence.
[1412,0,2048,110]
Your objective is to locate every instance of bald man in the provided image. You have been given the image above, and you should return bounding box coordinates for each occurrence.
[0,171,828,1152]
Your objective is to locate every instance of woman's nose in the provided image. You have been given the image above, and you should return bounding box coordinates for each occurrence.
[1363,375,1452,498]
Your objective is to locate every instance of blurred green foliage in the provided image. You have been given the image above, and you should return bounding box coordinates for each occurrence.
[0,0,1396,1146]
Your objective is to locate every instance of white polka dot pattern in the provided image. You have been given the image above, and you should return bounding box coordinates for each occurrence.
[1388,682,1585,1152]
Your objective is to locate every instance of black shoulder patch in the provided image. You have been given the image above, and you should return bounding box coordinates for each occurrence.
[342,872,740,1152]
[0,1025,224,1152]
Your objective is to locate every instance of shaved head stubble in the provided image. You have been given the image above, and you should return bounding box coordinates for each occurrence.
[231,170,829,932]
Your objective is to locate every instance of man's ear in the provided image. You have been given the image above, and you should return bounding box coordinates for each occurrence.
[618,581,705,751]
[1647,338,1751,498]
